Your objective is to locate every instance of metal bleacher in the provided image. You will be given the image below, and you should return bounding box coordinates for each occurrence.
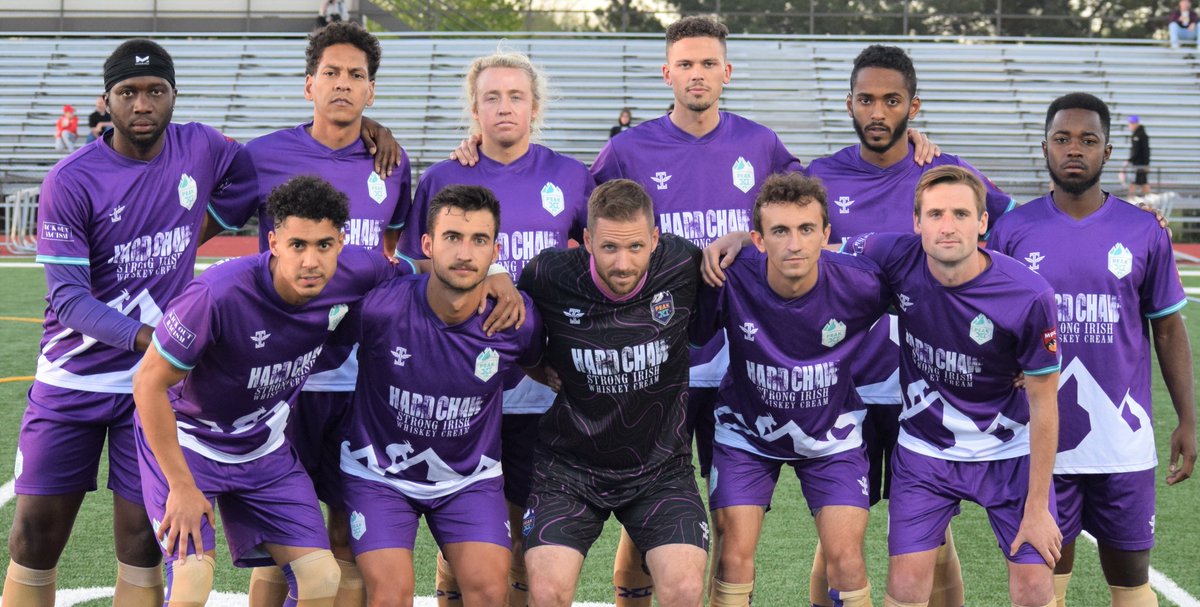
[1,33,1198,206]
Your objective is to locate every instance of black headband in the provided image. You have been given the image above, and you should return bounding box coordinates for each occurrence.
[104,49,175,92]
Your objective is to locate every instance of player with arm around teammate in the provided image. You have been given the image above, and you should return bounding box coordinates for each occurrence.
[989,92,1195,607]
[851,166,1062,607]
[695,173,891,607]
[131,176,415,607]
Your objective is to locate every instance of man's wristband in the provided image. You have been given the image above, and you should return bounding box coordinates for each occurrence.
[487,263,507,277]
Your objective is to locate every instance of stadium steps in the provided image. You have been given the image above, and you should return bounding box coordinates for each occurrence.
[1,35,1198,202]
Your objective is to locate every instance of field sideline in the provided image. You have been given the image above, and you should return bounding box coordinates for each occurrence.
[0,260,1197,606]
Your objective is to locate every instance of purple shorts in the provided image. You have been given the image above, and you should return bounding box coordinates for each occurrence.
[15,382,142,503]
[342,475,510,556]
[708,441,869,513]
[1055,470,1155,551]
[288,390,352,506]
[135,424,328,568]
[888,446,1058,565]
[500,413,541,507]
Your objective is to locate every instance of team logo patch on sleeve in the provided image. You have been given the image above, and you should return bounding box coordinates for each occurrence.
[177,174,198,210]
[650,291,674,325]
[40,222,71,241]
[367,171,388,204]
[1042,328,1057,354]
[164,310,196,349]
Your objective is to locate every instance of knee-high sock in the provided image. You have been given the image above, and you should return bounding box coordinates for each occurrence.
[250,566,290,607]
[614,529,653,607]
[1110,583,1158,607]
[2,560,55,607]
[333,559,364,607]
[929,528,963,607]
[113,561,164,607]
[811,541,832,607]
[884,594,928,607]
[710,578,754,607]
[1053,573,1072,607]
[436,551,463,607]
[830,584,872,607]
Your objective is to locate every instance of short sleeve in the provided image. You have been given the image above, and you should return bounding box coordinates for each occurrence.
[985,213,1014,255]
[386,151,413,231]
[400,175,434,260]
[206,139,259,231]
[1016,286,1062,376]
[591,140,624,183]
[568,172,595,243]
[957,157,1015,231]
[770,135,805,174]
[153,282,218,371]
[35,171,93,267]
[1142,225,1188,319]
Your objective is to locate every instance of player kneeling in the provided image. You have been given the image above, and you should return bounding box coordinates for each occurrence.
[132,176,415,607]
[338,185,543,607]
[697,174,888,607]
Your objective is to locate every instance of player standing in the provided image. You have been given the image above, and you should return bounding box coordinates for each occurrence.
[400,50,591,607]
[851,166,1062,607]
[517,180,708,607]
[3,39,257,607]
[694,173,890,607]
[989,92,1195,607]
[341,185,543,606]
[131,176,415,607]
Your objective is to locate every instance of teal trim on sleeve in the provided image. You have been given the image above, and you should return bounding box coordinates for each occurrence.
[387,222,405,230]
[1145,298,1187,320]
[393,252,417,274]
[205,203,237,231]
[1024,363,1060,377]
[152,334,195,371]
[35,255,90,266]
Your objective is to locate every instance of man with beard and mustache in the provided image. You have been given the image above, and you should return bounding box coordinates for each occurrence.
[989,93,1195,607]
[803,45,1012,607]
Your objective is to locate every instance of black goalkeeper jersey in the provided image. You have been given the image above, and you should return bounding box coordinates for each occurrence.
[519,234,702,483]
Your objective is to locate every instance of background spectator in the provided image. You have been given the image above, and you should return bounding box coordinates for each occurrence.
[1127,115,1152,197]
[87,95,111,143]
[317,0,348,28]
[609,107,632,138]
[1169,0,1199,48]
[54,104,78,152]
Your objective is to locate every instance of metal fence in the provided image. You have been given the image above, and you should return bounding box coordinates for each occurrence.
[3,187,39,256]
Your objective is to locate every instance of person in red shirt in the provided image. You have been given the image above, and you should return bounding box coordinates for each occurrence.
[54,105,78,152]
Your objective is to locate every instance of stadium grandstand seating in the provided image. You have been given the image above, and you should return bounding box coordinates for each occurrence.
[1,33,1197,207]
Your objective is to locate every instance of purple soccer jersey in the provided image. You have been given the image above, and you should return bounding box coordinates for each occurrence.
[853,232,1060,461]
[207,123,413,392]
[35,123,249,393]
[593,112,803,386]
[693,249,891,460]
[399,144,591,414]
[989,193,1186,474]
[149,247,412,462]
[340,274,543,500]
[810,144,1015,403]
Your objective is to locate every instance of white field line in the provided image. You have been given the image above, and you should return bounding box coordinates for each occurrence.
[1080,531,1200,607]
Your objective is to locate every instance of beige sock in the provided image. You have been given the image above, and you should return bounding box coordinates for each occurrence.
[113,561,164,607]
[333,559,364,607]
[1110,583,1158,607]
[613,529,652,607]
[2,560,55,607]
[1053,573,1072,607]
[710,578,754,607]
[811,541,832,607]
[929,529,964,607]
[833,584,873,607]
[884,594,929,607]
[249,566,290,607]
[436,551,463,606]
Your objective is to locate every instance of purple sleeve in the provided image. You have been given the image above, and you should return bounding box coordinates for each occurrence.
[45,263,146,351]
[1016,286,1061,376]
[568,171,594,243]
[985,213,1013,255]
[153,282,218,371]
[1141,225,1188,319]
[591,140,624,183]
[516,293,545,368]
[205,131,259,231]
[770,135,805,174]
[35,170,92,265]
[956,157,1014,230]
[387,151,413,231]
[399,176,433,260]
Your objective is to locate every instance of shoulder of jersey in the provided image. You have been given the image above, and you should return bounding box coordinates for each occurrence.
[988,250,1054,294]
[534,143,588,171]
[200,252,260,282]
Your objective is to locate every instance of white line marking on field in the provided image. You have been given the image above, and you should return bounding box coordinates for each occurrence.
[1080,532,1200,607]
[0,478,15,509]
[5,587,615,606]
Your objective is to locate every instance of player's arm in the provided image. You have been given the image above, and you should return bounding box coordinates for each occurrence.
[480,269,525,335]
[906,128,941,165]
[449,134,483,167]
[702,230,752,287]
[359,116,402,177]
[1151,311,1197,485]
[44,253,154,352]
[131,346,215,560]
[383,228,402,259]
[1010,370,1062,567]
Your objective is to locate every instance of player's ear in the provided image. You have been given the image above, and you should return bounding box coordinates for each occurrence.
[1103,142,1112,163]
[421,233,433,258]
[650,226,660,250]
[304,74,315,102]
[845,93,853,117]
[723,61,732,84]
[908,95,921,119]
[977,211,988,237]
[1041,139,1048,160]
[366,79,376,108]
[582,228,593,254]
[750,230,766,253]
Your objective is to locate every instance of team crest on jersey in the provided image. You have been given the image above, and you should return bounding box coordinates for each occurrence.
[564,308,584,325]
[522,508,535,536]
[969,313,994,345]
[1042,328,1057,354]
[328,304,349,331]
[650,291,674,325]
[391,346,412,366]
[898,293,914,312]
[541,182,565,217]
[835,196,854,214]
[1108,243,1132,279]
[350,511,367,540]
[177,174,197,210]
[652,171,671,190]
[732,157,755,193]
[1024,251,1045,271]
[367,171,387,204]
[821,319,846,347]
[251,330,271,349]
[109,204,126,223]
[858,476,868,496]
[475,348,499,382]
[740,322,758,342]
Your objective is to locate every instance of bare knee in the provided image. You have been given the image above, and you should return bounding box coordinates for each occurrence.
[824,546,866,589]
[1009,568,1053,606]
[715,548,755,583]
[655,575,704,607]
